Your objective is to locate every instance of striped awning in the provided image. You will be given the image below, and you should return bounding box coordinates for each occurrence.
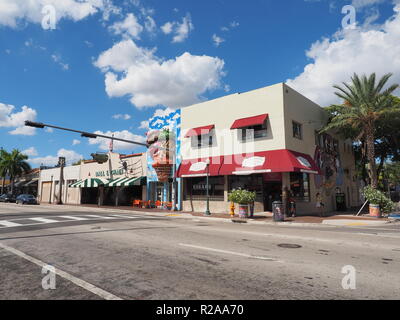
[106,176,143,187]
[69,178,109,188]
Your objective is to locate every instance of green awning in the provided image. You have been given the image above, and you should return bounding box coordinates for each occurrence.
[106,176,143,187]
[69,178,109,188]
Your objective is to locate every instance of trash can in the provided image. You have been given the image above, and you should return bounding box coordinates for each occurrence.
[335,193,346,212]
[289,201,296,217]
[272,201,285,222]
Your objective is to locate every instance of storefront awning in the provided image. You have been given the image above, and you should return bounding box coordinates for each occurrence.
[219,149,321,175]
[105,176,144,187]
[176,156,223,177]
[230,114,269,129]
[69,178,109,188]
[24,179,38,187]
[184,125,215,138]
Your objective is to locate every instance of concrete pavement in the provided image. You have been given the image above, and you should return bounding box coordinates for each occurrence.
[0,202,399,300]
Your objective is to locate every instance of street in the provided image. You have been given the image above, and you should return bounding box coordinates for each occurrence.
[0,203,399,300]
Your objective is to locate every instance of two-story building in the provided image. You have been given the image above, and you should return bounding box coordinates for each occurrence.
[177,83,361,215]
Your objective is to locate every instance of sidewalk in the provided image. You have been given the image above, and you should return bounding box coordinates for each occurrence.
[39,203,395,227]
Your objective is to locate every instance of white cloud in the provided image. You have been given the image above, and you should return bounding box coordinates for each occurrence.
[109,13,143,39]
[30,149,83,166]
[212,34,225,47]
[88,130,146,151]
[22,147,38,157]
[144,15,156,34]
[0,103,37,135]
[161,13,194,43]
[45,127,54,133]
[0,0,107,28]
[286,3,400,107]
[94,39,225,109]
[112,113,131,120]
[161,21,174,34]
[351,0,385,9]
[172,14,193,43]
[139,120,149,130]
[51,54,69,70]
[72,139,81,145]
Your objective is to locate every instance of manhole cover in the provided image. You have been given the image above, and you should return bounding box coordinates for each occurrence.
[277,243,302,249]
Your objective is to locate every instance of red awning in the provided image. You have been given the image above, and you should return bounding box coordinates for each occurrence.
[184,125,215,138]
[176,156,223,177]
[230,114,269,129]
[219,149,321,175]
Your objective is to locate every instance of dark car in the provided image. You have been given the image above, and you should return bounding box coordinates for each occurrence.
[16,194,38,205]
[0,194,16,203]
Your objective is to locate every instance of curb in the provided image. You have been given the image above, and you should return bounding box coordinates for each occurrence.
[31,204,393,228]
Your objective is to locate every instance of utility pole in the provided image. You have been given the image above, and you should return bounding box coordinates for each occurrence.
[57,157,65,205]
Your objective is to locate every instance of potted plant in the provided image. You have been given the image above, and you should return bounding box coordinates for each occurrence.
[362,186,394,217]
[228,188,256,218]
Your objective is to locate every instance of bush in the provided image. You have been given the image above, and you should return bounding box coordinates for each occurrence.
[228,188,256,205]
[362,186,395,214]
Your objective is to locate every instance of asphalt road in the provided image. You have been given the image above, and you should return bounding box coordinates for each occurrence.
[0,203,399,300]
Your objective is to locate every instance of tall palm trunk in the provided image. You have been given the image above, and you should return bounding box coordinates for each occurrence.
[366,125,378,189]
[1,176,5,194]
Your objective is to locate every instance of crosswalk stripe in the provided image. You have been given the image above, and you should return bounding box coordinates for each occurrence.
[83,215,116,219]
[58,215,89,221]
[29,218,59,223]
[0,220,22,227]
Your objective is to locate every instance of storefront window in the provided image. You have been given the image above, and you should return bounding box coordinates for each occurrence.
[184,176,224,201]
[290,172,310,201]
[228,175,263,202]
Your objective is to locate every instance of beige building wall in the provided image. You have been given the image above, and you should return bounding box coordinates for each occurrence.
[180,82,361,215]
[39,165,81,205]
[282,84,360,214]
[181,83,286,159]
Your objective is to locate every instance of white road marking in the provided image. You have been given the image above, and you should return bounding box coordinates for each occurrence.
[179,243,283,262]
[0,220,21,228]
[29,218,59,224]
[82,215,116,220]
[59,216,89,221]
[0,242,122,300]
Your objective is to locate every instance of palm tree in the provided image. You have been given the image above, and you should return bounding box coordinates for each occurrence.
[1,149,31,194]
[322,73,399,189]
[0,149,10,194]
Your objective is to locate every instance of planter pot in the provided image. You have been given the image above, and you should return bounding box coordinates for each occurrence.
[238,204,249,219]
[369,204,381,217]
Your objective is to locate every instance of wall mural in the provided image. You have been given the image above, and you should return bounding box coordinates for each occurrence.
[314,133,344,197]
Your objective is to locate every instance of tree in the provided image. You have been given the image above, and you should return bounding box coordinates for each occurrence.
[1,149,31,194]
[322,73,399,189]
[0,149,10,194]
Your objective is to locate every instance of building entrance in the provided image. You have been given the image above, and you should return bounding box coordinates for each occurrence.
[263,182,282,211]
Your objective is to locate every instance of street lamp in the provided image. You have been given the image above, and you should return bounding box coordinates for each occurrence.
[204,158,211,216]
[25,121,147,147]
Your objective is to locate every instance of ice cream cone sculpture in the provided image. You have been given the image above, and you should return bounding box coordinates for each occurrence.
[147,129,176,182]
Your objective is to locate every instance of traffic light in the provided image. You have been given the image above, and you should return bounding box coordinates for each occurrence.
[91,153,108,164]
[25,121,45,128]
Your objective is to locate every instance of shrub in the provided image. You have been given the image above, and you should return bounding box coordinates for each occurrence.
[228,188,256,205]
[362,186,394,214]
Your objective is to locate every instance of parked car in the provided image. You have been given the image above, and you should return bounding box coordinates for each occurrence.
[0,194,16,203]
[16,194,38,205]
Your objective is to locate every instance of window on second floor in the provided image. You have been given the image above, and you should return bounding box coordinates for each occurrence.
[191,132,213,148]
[292,121,303,140]
[240,124,267,141]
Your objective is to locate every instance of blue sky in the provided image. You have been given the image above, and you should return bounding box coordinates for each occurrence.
[0,0,399,167]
